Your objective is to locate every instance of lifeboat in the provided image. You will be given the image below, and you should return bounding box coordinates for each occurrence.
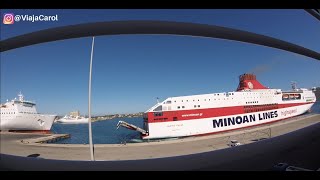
[283,94,289,99]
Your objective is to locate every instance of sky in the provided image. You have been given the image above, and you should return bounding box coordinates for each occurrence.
[1,9,320,116]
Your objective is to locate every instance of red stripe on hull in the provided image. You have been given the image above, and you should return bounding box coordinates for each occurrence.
[147,102,313,123]
[149,106,244,122]
[278,103,311,109]
[6,130,52,134]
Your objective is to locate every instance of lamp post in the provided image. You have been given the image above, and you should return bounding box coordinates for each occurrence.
[88,36,95,161]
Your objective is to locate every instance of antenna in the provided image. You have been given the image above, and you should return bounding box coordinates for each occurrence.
[18,91,24,102]
[291,81,297,91]
[156,97,159,103]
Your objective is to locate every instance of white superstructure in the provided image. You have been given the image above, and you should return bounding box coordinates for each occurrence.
[0,92,57,132]
[56,115,88,124]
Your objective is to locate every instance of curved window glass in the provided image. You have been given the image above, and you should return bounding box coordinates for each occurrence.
[153,105,162,112]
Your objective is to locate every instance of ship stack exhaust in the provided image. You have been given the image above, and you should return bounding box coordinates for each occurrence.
[236,73,268,91]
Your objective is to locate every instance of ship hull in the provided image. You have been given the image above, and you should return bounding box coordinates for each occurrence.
[142,103,314,139]
[55,118,88,124]
[0,114,56,131]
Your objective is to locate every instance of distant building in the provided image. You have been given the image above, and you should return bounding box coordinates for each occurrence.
[70,110,80,117]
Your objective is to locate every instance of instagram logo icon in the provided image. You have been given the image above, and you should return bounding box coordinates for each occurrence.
[3,13,14,24]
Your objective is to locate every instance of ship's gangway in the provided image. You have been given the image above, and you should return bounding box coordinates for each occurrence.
[116,120,148,135]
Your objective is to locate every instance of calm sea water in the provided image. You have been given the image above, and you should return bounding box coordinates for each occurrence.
[51,117,143,144]
[51,102,320,144]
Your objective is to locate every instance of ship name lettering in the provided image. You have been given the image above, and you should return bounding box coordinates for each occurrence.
[212,111,278,128]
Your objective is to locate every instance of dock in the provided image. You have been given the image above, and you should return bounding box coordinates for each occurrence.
[21,134,70,144]
[1,114,319,165]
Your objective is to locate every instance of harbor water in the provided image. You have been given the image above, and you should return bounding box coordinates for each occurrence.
[51,117,143,144]
[51,102,320,144]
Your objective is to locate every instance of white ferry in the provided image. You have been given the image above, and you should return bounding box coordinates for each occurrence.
[0,92,57,133]
[117,74,316,139]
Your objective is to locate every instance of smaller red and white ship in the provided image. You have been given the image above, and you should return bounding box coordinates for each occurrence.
[0,92,57,133]
[117,74,316,139]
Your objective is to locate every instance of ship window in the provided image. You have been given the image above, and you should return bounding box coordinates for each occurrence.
[166,101,172,104]
[186,100,188,102]
[154,112,163,116]
[198,105,200,107]
[182,100,183,102]
[153,105,162,112]
[182,106,185,108]
[194,105,196,108]
[177,106,180,109]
